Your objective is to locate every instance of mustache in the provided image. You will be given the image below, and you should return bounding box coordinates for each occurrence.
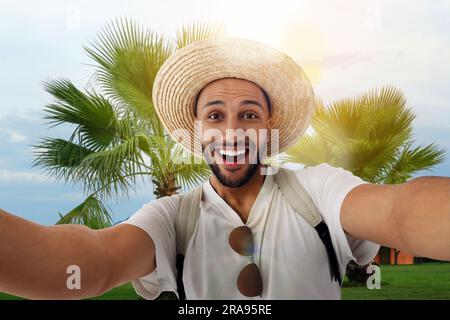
[202,140,256,151]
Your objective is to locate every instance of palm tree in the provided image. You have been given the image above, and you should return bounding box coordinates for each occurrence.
[286,86,445,281]
[32,19,224,229]
[287,86,445,182]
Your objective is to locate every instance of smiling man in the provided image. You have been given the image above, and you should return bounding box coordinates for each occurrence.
[198,78,270,188]
[0,38,449,300]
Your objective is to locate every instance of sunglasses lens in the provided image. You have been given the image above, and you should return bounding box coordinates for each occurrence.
[237,263,263,297]
[229,226,262,296]
[229,226,254,256]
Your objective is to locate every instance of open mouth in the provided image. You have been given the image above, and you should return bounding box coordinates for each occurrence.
[213,147,250,166]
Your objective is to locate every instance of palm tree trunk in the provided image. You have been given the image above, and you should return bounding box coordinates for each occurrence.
[152,173,180,198]
[394,249,400,265]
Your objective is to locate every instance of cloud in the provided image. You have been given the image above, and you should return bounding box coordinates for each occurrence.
[9,130,27,142]
[0,169,55,183]
[25,192,85,203]
[321,52,374,69]
[0,128,27,143]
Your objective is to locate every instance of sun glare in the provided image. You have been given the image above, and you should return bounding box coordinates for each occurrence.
[212,0,284,46]
[211,0,326,84]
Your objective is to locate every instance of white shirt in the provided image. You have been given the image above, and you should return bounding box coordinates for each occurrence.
[121,163,380,300]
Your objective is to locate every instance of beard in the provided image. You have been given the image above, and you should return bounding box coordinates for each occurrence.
[208,161,260,188]
[202,140,264,188]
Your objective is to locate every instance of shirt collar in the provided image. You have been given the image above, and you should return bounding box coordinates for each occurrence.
[202,172,275,227]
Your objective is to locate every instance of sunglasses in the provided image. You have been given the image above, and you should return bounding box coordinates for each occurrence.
[228,226,263,297]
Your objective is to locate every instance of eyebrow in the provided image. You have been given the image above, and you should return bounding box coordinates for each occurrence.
[240,100,263,109]
[202,100,225,109]
[202,99,263,110]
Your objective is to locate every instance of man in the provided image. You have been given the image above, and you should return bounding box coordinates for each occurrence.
[0,38,449,300]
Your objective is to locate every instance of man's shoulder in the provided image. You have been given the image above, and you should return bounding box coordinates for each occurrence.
[282,162,344,181]
[279,163,363,200]
[138,193,184,216]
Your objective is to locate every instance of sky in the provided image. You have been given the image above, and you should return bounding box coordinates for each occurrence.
[0,0,449,225]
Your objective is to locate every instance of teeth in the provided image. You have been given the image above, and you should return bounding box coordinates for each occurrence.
[218,149,246,156]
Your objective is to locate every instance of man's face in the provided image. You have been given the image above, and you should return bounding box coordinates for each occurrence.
[196,78,271,188]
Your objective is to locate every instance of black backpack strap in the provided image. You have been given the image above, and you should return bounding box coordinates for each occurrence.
[176,254,186,300]
[315,221,342,284]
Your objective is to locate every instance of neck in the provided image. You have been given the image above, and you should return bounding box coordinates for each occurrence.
[209,165,267,223]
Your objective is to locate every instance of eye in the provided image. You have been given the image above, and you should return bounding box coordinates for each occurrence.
[243,112,258,120]
[207,112,221,120]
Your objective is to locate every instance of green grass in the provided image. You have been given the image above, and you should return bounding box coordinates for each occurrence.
[0,263,448,300]
[87,283,141,300]
[342,263,450,300]
[0,283,140,301]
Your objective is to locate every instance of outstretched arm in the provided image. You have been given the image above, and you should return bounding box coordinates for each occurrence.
[341,176,450,261]
[0,208,155,299]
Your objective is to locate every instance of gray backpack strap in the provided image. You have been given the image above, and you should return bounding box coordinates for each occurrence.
[175,185,203,255]
[274,167,342,284]
[274,167,323,227]
[175,185,203,300]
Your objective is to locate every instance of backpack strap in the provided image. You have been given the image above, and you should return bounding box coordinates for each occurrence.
[273,167,322,226]
[175,185,203,255]
[274,167,342,284]
[174,185,202,300]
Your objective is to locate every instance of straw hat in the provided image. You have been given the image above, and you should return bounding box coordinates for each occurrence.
[152,37,315,157]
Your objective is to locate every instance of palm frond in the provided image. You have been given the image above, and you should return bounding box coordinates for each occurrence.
[144,137,210,191]
[78,133,156,199]
[363,86,414,143]
[171,144,211,190]
[57,195,113,229]
[43,79,118,151]
[340,137,401,182]
[312,98,367,144]
[174,162,211,191]
[85,18,172,134]
[286,135,336,166]
[175,21,225,49]
[32,137,94,184]
[382,143,446,183]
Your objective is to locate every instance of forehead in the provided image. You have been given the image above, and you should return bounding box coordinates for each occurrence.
[198,78,265,99]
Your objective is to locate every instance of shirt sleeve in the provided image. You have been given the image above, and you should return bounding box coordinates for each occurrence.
[295,163,381,277]
[119,194,182,300]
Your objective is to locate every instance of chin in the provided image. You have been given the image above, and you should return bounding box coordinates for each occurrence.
[210,162,260,188]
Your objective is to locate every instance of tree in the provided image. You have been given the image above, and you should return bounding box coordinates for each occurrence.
[32,19,224,229]
[286,86,446,280]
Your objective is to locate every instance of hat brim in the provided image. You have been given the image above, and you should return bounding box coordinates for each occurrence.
[152,37,315,158]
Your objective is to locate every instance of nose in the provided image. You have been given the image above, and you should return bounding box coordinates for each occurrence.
[224,127,245,142]
[224,113,242,131]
